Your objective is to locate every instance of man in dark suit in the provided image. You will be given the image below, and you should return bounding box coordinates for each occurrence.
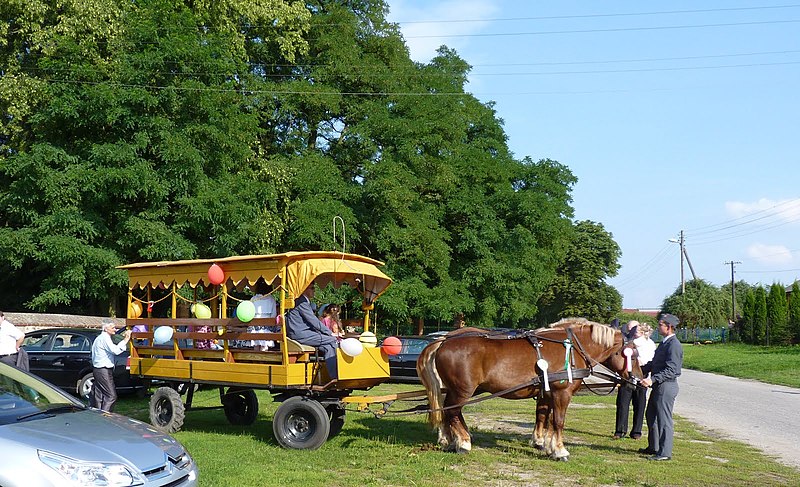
[285,283,339,379]
[639,313,683,461]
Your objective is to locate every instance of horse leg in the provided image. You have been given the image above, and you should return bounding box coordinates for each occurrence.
[549,391,572,461]
[530,395,549,450]
[443,393,472,453]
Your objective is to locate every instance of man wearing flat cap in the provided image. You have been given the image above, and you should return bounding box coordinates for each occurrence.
[639,313,683,461]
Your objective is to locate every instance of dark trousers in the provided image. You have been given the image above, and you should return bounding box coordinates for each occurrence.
[615,383,647,436]
[91,367,117,412]
[0,353,18,367]
[645,380,679,457]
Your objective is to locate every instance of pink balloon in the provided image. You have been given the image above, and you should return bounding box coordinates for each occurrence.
[208,263,225,285]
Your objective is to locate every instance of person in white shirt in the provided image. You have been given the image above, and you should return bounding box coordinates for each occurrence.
[248,280,278,351]
[90,319,131,412]
[0,311,25,368]
[613,321,656,440]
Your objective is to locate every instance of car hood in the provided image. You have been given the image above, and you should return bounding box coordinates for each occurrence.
[3,409,185,469]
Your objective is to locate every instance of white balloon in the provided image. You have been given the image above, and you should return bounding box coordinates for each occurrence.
[153,326,174,345]
[340,337,364,357]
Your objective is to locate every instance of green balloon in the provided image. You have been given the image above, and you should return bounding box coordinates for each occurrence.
[237,300,256,323]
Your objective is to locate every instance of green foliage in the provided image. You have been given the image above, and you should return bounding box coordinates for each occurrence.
[0,0,579,328]
[767,282,790,345]
[788,281,800,344]
[537,220,621,324]
[753,286,767,345]
[741,287,756,343]
[661,279,728,328]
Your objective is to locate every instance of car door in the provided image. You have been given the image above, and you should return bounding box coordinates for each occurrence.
[21,332,56,385]
[52,332,93,390]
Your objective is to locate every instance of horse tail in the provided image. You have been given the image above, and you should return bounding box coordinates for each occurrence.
[416,339,446,428]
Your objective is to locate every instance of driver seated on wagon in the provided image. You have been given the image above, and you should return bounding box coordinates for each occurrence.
[285,282,339,379]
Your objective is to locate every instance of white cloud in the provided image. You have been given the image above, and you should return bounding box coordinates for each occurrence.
[725,198,800,224]
[746,243,794,265]
[386,0,499,62]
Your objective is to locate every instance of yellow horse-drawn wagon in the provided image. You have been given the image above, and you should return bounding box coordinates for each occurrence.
[118,251,398,449]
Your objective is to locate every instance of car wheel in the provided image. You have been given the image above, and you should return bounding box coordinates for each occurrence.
[78,373,94,400]
[273,396,330,450]
[326,404,346,439]
[149,386,185,433]
[222,387,259,425]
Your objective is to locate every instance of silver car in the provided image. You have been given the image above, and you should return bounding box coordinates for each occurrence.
[0,362,198,486]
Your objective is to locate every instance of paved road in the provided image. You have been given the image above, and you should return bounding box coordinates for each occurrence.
[675,369,800,470]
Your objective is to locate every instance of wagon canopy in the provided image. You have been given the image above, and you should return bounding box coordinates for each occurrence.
[117,251,392,306]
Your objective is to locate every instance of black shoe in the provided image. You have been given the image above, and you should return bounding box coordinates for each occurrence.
[638,448,656,455]
[648,455,671,461]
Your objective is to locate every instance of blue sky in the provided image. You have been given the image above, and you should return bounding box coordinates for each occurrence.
[386,1,800,309]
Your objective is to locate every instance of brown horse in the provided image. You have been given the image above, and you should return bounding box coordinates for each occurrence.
[416,318,642,460]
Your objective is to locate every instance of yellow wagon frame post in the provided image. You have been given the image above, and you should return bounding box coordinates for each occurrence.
[118,251,394,391]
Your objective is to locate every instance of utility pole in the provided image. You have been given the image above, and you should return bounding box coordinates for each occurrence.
[724,261,741,322]
[669,230,697,294]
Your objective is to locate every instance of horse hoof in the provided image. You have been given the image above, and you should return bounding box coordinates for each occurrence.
[556,456,569,462]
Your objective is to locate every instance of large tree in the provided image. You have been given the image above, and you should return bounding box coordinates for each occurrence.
[0,0,310,312]
[767,282,789,345]
[788,281,800,344]
[753,286,767,345]
[661,279,728,331]
[1,0,578,328]
[536,220,621,324]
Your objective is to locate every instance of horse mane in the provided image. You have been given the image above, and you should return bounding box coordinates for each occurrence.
[548,317,618,349]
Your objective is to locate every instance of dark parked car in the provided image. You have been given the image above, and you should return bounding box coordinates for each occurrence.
[0,362,198,486]
[383,336,438,383]
[21,328,146,400]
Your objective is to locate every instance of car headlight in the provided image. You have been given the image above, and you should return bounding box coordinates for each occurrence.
[38,450,145,486]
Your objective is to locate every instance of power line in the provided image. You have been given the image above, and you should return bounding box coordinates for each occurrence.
[404,19,800,39]
[686,197,800,235]
[393,5,800,24]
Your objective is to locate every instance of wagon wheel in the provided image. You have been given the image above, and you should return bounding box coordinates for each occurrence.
[149,386,185,433]
[326,404,346,439]
[273,396,330,450]
[222,387,259,426]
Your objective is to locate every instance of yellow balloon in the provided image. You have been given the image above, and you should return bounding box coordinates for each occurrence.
[193,303,212,319]
[128,301,142,319]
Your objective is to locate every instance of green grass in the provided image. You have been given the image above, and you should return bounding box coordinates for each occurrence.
[683,342,800,388]
[114,378,800,486]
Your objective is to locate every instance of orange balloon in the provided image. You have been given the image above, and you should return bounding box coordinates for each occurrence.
[381,336,402,356]
[208,263,225,285]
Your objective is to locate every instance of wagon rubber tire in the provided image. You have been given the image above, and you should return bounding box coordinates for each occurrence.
[78,373,94,400]
[149,386,185,433]
[273,396,330,450]
[326,404,346,439]
[222,388,259,426]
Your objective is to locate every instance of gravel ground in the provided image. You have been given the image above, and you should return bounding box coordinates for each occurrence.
[674,368,800,470]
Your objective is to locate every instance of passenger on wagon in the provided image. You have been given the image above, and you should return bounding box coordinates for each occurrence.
[285,283,339,379]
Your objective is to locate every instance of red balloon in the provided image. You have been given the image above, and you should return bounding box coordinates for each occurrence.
[382,336,402,356]
[208,263,225,285]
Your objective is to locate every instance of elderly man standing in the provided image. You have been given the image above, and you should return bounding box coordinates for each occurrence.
[90,319,131,412]
[639,313,683,461]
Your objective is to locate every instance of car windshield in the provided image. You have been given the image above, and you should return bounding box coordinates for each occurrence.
[402,339,431,354]
[0,363,81,425]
